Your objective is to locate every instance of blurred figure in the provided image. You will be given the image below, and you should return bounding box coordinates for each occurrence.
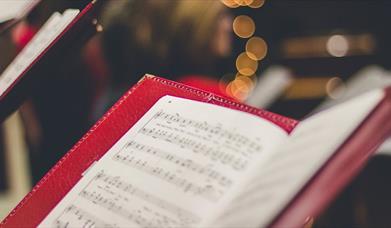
[168,0,233,96]
[168,0,232,77]
[94,0,233,120]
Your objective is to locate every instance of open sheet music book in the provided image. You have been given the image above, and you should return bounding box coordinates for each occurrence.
[2,76,390,227]
[38,81,383,227]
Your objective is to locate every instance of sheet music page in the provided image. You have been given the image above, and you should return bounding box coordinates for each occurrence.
[38,95,287,228]
[0,9,79,97]
[210,89,384,228]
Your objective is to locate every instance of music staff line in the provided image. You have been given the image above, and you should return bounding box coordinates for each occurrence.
[154,111,263,151]
[112,153,224,202]
[138,127,249,171]
[79,189,155,228]
[73,172,200,227]
[95,172,200,224]
[120,140,233,187]
[55,205,113,228]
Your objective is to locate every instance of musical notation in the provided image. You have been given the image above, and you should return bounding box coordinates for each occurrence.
[78,189,156,228]
[39,96,288,228]
[112,152,225,202]
[81,171,199,227]
[53,171,201,228]
[118,140,233,187]
[107,110,266,203]
[154,111,263,152]
[138,127,249,171]
[94,172,200,223]
[54,205,113,228]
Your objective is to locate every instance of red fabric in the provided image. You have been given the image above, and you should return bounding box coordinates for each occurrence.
[11,22,37,51]
[0,76,297,227]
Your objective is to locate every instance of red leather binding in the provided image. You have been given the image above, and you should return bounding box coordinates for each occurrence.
[0,0,102,122]
[270,87,391,228]
[0,76,297,227]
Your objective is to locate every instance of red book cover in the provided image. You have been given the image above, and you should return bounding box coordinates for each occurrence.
[1,76,390,227]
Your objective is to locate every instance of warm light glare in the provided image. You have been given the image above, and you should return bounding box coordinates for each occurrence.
[246,37,268,60]
[220,0,239,8]
[326,77,346,99]
[227,75,255,101]
[233,15,255,38]
[234,0,254,6]
[219,73,236,94]
[236,52,258,76]
[284,78,331,99]
[96,24,103,32]
[249,0,265,8]
[326,35,349,57]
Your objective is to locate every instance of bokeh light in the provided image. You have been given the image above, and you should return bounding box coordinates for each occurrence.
[96,24,103,32]
[233,15,255,38]
[246,36,268,60]
[234,0,254,6]
[220,0,240,8]
[219,72,236,94]
[326,77,346,99]
[326,35,349,57]
[226,75,255,101]
[236,52,258,76]
[249,0,265,8]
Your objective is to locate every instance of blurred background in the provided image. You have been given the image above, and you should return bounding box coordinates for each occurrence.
[1,0,391,226]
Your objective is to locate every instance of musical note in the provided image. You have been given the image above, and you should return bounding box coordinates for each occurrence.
[152,111,262,150]
[138,127,250,171]
[54,205,113,228]
[73,171,201,227]
[114,140,233,187]
[39,95,288,228]
[112,153,225,202]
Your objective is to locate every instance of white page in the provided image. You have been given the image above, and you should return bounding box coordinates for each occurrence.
[246,66,292,108]
[314,65,391,113]
[38,95,287,228]
[376,138,391,156]
[0,0,38,23]
[0,9,79,97]
[211,89,384,228]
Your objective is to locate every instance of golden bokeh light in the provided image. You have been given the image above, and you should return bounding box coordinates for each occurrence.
[284,77,330,99]
[249,0,265,8]
[246,36,268,60]
[236,52,258,76]
[219,73,236,94]
[326,35,349,57]
[234,0,254,6]
[233,15,255,38]
[227,75,255,101]
[220,0,240,8]
[326,77,346,99]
